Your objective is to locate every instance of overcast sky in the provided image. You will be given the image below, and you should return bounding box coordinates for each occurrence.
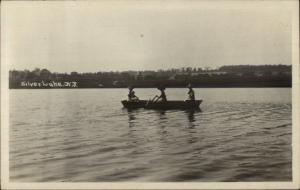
[2,1,294,73]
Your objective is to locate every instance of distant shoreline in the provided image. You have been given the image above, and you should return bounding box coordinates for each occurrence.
[9,65,292,89]
[9,86,292,89]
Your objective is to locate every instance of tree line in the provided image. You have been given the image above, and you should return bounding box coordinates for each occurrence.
[9,65,292,88]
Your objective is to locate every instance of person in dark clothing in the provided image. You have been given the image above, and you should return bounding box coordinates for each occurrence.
[187,84,195,101]
[153,87,167,102]
[128,86,139,101]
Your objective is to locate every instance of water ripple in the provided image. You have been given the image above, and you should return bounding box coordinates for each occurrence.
[9,88,292,182]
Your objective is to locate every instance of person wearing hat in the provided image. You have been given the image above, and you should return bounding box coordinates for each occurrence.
[187,84,195,101]
[153,86,167,102]
[128,86,139,101]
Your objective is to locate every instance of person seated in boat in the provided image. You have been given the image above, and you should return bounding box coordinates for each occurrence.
[128,86,139,101]
[187,83,195,101]
[153,86,167,102]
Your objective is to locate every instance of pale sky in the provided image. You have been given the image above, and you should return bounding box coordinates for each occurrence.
[2,1,294,73]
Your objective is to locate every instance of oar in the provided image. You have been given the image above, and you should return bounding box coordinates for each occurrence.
[152,95,158,102]
[147,96,157,106]
[146,97,154,106]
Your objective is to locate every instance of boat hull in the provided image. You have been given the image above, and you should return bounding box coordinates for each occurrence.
[121,100,147,109]
[121,100,202,110]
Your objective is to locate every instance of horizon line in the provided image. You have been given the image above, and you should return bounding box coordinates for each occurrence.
[9,64,292,74]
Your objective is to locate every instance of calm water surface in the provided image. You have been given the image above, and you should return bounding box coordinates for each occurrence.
[10,88,292,182]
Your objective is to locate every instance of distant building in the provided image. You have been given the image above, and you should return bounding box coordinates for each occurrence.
[113,81,119,86]
[198,71,227,76]
[142,71,156,77]
[254,71,264,77]
[169,75,176,80]
[124,71,138,77]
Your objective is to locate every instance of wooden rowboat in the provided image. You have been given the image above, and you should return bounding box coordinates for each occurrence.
[121,100,202,110]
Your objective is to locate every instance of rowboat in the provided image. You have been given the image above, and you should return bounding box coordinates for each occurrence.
[121,100,202,110]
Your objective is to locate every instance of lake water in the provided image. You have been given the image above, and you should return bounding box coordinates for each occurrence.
[9,88,292,182]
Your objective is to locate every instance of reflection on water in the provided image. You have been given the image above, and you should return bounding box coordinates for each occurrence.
[125,109,137,128]
[9,88,292,182]
[185,109,201,128]
[125,108,201,129]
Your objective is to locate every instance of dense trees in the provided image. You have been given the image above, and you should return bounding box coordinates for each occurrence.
[9,65,291,88]
[219,64,291,73]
